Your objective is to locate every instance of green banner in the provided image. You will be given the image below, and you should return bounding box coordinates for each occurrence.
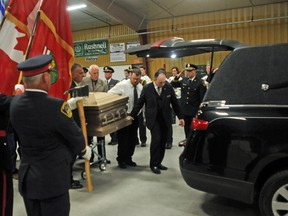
[74,40,108,57]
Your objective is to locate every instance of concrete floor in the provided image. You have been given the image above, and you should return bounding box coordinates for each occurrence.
[13,124,260,216]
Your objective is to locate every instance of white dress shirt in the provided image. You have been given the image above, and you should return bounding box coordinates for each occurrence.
[108,79,143,113]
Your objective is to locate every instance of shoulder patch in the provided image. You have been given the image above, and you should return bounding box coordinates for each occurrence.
[61,102,72,118]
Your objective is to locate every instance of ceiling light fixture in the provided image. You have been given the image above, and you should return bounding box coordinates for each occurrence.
[67,4,87,11]
[171,54,177,59]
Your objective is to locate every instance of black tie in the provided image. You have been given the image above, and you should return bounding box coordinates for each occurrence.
[134,86,138,107]
[92,80,98,91]
[157,87,161,95]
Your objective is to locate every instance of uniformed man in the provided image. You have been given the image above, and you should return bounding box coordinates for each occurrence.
[10,55,91,216]
[171,63,206,139]
[0,93,13,216]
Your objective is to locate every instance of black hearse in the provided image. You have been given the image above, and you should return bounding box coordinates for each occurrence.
[126,39,288,216]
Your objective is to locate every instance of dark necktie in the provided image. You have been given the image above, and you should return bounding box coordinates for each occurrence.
[92,80,98,91]
[133,86,138,107]
[157,87,161,95]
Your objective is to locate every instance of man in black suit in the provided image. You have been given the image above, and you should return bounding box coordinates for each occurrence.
[0,93,13,216]
[10,55,91,216]
[131,69,184,174]
[69,63,86,189]
[103,66,119,145]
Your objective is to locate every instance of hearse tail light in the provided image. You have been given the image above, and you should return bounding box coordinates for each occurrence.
[191,118,209,130]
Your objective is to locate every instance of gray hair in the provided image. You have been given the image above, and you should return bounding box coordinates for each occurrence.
[71,63,82,73]
[23,73,43,85]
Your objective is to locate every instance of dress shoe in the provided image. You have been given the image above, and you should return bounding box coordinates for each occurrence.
[72,179,80,184]
[12,170,19,180]
[150,166,161,174]
[108,141,118,145]
[165,143,172,149]
[126,160,137,167]
[178,139,187,147]
[158,164,168,170]
[70,180,83,189]
[118,162,127,169]
[140,143,146,147]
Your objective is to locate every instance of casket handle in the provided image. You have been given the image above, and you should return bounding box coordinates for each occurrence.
[117,108,127,119]
[102,113,115,125]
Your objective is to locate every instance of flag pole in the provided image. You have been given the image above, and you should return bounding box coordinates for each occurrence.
[0,0,7,31]
[0,15,6,30]
[25,10,41,59]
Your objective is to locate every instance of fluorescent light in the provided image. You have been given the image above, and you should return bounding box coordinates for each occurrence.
[67,4,87,11]
[171,54,177,58]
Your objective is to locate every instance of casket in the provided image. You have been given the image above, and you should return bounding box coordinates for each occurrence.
[83,92,132,137]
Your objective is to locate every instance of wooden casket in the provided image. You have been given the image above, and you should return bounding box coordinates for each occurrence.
[83,92,132,137]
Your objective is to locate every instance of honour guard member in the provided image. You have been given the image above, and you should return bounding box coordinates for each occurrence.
[171,63,206,142]
[10,55,91,216]
[0,93,13,216]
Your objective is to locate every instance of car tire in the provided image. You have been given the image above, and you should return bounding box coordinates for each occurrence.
[259,170,288,216]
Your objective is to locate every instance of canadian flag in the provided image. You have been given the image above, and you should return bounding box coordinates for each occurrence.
[0,0,73,100]
[0,0,39,95]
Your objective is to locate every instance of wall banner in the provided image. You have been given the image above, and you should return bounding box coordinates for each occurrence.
[74,40,108,57]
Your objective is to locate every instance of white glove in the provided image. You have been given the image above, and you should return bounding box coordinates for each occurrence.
[67,97,83,110]
[82,146,92,160]
[14,84,25,95]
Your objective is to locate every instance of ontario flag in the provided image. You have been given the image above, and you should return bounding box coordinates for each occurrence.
[0,0,73,100]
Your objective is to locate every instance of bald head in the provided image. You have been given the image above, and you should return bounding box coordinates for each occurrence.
[154,72,167,88]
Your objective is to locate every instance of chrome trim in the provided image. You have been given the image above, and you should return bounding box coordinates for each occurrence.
[209,116,288,124]
[203,101,288,109]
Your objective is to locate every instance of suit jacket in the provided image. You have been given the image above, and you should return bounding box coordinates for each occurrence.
[171,75,206,116]
[107,78,119,90]
[10,91,86,199]
[131,82,183,130]
[82,77,108,92]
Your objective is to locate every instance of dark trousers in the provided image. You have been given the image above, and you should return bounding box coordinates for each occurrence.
[166,124,173,144]
[0,141,13,216]
[149,116,168,167]
[117,118,138,163]
[109,132,118,143]
[137,112,147,144]
[7,133,17,172]
[184,115,193,138]
[23,192,70,216]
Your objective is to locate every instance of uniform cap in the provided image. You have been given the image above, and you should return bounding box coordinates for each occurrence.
[17,55,53,77]
[103,66,114,73]
[185,63,198,71]
[128,65,138,72]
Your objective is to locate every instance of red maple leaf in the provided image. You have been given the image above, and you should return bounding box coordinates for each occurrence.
[14,26,29,54]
